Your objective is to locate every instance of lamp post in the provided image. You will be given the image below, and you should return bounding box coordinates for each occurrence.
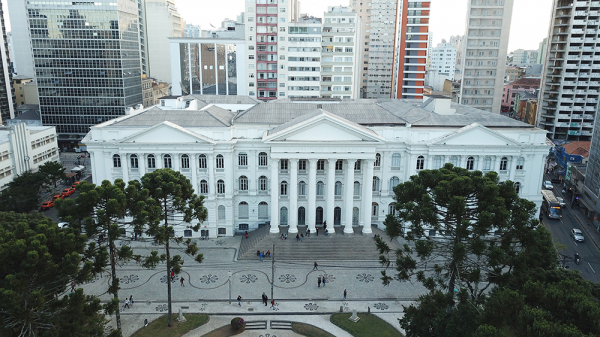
[228,271,232,304]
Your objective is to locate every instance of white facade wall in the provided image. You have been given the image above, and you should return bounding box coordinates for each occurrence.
[286,22,322,98]
[145,0,182,83]
[7,0,35,78]
[430,43,457,80]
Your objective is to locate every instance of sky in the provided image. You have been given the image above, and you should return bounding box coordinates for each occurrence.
[178,0,552,52]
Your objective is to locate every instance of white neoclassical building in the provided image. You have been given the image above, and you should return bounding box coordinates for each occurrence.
[83,94,551,238]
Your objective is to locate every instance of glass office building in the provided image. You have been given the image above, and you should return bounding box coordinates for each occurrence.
[27,0,142,143]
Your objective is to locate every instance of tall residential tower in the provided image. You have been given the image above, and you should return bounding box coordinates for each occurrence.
[0,0,15,122]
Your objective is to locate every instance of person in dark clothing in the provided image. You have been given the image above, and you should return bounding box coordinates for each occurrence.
[313,261,318,270]
[262,292,268,306]
[318,276,322,288]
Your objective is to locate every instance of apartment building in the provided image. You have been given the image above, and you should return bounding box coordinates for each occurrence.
[459,0,514,114]
[429,42,457,80]
[0,0,14,122]
[285,17,322,98]
[321,7,362,99]
[537,0,600,141]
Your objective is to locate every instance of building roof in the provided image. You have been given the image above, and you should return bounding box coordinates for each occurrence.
[562,141,591,158]
[186,94,261,104]
[509,77,541,87]
[13,109,41,121]
[109,106,236,127]
[518,91,538,100]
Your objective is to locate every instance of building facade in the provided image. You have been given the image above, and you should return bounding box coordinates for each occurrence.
[501,77,540,110]
[429,41,457,80]
[459,0,514,114]
[142,77,169,107]
[7,0,35,78]
[144,0,183,83]
[537,0,600,141]
[0,0,15,122]
[27,0,143,147]
[13,76,40,106]
[185,24,201,38]
[84,95,550,238]
[510,49,539,66]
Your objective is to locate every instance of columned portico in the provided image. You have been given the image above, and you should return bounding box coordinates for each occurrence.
[344,159,356,234]
[138,153,146,177]
[362,159,374,234]
[307,159,317,233]
[270,158,280,234]
[120,152,129,183]
[326,158,336,234]
[289,159,299,234]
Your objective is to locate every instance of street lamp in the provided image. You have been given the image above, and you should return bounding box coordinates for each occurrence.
[228,271,232,304]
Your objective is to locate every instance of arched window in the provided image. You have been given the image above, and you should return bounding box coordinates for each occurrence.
[113,154,121,168]
[280,159,289,171]
[416,156,425,170]
[258,152,268,166]
[239,202,249,219]
[372,176,380,191]
[432,155,442,169]
[130,154,139,168]
[354,160,361,170]
[354,181,361,196]
[259,176,268,191]
[181,154,190,169]
[280,181,288,195]
[298,207,306,225]
[200,180,208,194]
[515,182,521,194]
[500,157,508,171]
[391,153,401,168]
[258,201,268,219]
[217,179,225,194]
[334,207,342,226]
[483,156,492,171]
[216,154,224,169]
[466,156,475,170]
[163,154,172,168]
[147,154,156,168]
[238,152,248,166]
[199,154,207,168]
[352,207,359,226]
[335,181,342,196]
[372,202,379,216]
[316,181,324,196]
[388,202,397,216]
[298,181,306,196]
[375,153,381,167]
[280,207,288,225]
[218,205,225,220]
[389,176,400,190]
[450,155,459,166]
[516,157,525,170]
[239,176,248,191]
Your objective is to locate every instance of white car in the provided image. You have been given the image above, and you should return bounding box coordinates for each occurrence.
[571,228,585,242]
[57,222,69,229]
[543,181,553,189]
[557,196,566,207]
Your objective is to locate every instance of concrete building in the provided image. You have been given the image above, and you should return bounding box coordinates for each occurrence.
[83,95,550,238]
[144,0,183,83]
[27,0,143,148]
[321,7,361,99]
[0,0,15,122]
[13,76,39,106]
[537,37,547,65]
[7,0,35,78]
[185,24,202,38]
[0,123,59,190]
[510,49,539,66]
[459,0,515,114]
[285,16,323,99]
[514,91,538,125]
[142,77,169,107]
[537,0,600,141]
[429,41,457,80]
[502,77,540,110]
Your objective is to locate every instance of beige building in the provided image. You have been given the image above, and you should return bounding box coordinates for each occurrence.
[13,76,39,106]
[144,0,183,83]
[142,77,169,107]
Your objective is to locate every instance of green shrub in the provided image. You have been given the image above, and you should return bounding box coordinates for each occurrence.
[230,317,246,330]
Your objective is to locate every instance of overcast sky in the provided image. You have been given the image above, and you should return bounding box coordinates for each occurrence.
[2,0,552,52]
[178,0,552,52]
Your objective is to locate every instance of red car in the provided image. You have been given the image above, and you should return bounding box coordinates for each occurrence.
[72,181,82,188]
[52,194,64,201]
[61,188,75,197]
[41,201,54,211]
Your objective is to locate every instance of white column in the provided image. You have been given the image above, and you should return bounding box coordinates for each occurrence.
[191,154,198,192]
[509,156,517,181]
[307,159,317,233]
[270,158,280,234]
[207,154,215,198]
[362,159,374,234]
[326,158,336,234]
[104,152,112,182]
[156,153,163,169]
[214,43,218,95]
[121,153,129,183]
[344,159,356,234]
[173,154,179,171]
[289,159,299,234]
[138,154,146,177]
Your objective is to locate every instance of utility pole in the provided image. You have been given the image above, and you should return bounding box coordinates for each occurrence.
[271,243,275,300]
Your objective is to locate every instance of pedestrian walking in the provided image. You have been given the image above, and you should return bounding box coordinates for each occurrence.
[323,277,326,287]
[316,228,318,236]
[262,292,268,306]
[245,231,249,239]
[296,233,300,242]
[129,295,134,305]
[313,261,318,270]
[307,229,310,237]
[318,276,322,288]
[180,276,185,286]
[300,233,304,241]
[124,298,130,309]
[260,251,263,261]
[271,299,275,310]
[237,295,242,306]
[170,269,174,281]
[344,289,347,300]
[70,282,76,292]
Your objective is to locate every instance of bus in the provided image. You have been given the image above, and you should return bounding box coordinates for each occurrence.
[541,190,562,219]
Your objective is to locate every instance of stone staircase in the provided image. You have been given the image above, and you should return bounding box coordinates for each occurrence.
[239,225,395,261]
[270,320,293,330]
[244,320,268,330]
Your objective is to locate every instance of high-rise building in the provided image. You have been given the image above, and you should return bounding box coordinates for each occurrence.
[459,0,514,114]
[537,0,600,141]
[429,42,457,80]
[136,0,148,75]
[27,0,143,145]
[537,37,547,65]
[144,0,183,83]
[185,24,201,37]
[7,0,35,78]
[286,16,323,99]
[510,49,539,66]
[0,0,15,122]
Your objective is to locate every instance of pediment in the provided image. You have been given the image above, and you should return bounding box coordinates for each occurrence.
[264,110,384,143]
[119,121,216,144]
[428,123,521,147]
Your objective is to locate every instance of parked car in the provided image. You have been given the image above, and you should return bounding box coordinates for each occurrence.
[543,181,553,189]
[557,196,566,207]
[41,201,54,211]
[571,228,585,242]
[57,222,69,229]
[61,188,75,197]
[52,194,64,201]
[72,181,82,188]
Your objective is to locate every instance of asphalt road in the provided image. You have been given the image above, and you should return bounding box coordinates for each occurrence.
[542,180,600,282]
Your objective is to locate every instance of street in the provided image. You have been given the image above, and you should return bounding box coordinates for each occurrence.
[542,179,600,282]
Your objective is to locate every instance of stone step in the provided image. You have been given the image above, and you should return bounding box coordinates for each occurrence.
[245,320,268,330]
[270,320,293,330]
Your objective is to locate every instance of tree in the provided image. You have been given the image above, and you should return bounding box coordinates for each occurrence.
[378,164,541,304]
[38,161,66,188]
[56,180,132,336]
[0,171,46,213]
[0,211,106,336]
[136,169,207,327]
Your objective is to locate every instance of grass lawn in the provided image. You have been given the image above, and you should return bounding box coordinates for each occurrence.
[331,313,403,337]
[130,314,209,337]
[292,322,335,337]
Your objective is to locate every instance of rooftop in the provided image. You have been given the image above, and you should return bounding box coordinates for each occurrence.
[562,141,591,158]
